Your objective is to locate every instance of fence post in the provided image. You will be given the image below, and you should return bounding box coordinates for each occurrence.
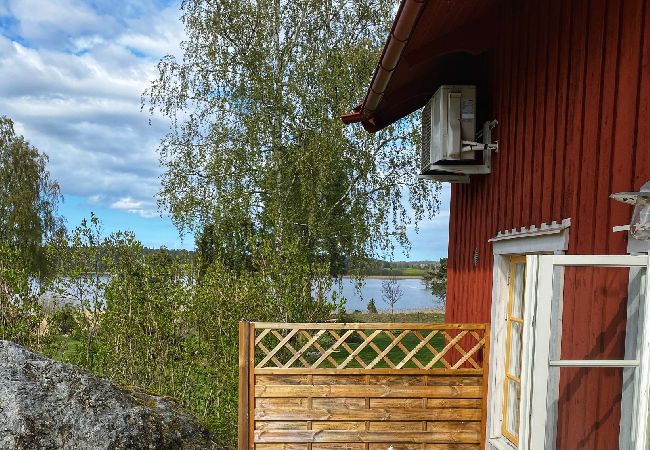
[481,323,491,449]
[238,321,250,450]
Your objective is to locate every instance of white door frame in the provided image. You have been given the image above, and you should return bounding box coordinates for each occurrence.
[528,254,650,450]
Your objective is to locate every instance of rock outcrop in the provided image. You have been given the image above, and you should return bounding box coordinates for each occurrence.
[0,341,220,450]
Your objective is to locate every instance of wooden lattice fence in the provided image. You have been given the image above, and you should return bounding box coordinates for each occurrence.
[239,322,490,450]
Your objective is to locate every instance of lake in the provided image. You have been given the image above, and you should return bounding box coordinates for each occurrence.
[39,276,443,313]
[333,277,443,312]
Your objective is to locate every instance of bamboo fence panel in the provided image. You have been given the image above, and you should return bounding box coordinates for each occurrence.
[239,322,490,450]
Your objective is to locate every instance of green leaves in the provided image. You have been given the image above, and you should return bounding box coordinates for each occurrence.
[0,116,63,277]
[0,242,44,346]
[423,258,447,307]
[145,0,440,277]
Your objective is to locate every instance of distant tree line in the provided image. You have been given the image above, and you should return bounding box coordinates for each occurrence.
[345,257,437,277]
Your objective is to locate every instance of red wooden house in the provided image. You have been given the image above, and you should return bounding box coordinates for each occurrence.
[343,1,650,449]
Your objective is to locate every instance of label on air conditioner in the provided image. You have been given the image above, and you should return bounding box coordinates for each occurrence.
[461,99,475,119]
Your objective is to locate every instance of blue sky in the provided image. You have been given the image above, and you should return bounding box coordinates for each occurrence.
[0,0,450,260]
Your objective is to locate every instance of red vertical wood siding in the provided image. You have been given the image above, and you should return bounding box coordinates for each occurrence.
[444,0,650,448]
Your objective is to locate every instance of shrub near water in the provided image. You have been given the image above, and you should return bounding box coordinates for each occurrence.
[90,243,338,448]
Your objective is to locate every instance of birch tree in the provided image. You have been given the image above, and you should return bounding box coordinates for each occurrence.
[0,116,63,276]
[145,0,440,286]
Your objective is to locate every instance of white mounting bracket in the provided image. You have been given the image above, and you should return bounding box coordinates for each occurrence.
[419,120,499,181]
[418,173,470,183]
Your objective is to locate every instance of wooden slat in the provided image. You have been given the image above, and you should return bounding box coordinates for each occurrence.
[337,329,382,369]
[256,398,309,409]
[270,330,310,368]
[369,398,483,409]
[254,430,481,444]
[428,331,468,370]
[256,444,479,450]
[357,330,394,369]
[253,323,488,330]
[257,375,310,385]
[239,322,251,450]
[256,444,308,450]
[425,422,481,432]
[311,398,367,410]
[256,422,310,431]
[480,324,490,449]
[395,330,438,369]
[255,408,482,422]
[257,329,300,368]
[255,385,482,398]
[311,422,366,431]
[384,330,425,369]
[414,331,452,369]
[254,368,484,376]
[332,330,369,369]
[373,445,479,450]
[367,375,425,386]
[312,329,355,369]
[450,336,484,370]
[312,375,367,385]
[367,329,408,369]
[283,329,327,368]
[425,376,482,386]
[312,444,365,450]
[368,422,422,431]
[299,330,339,368]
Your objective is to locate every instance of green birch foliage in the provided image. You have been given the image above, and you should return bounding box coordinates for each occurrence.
[0,242,44,347]
[0,116,63,276]
[423,257,447,307]
[145,0,441,275]
[49,214,139,370]
[91,241,340,447]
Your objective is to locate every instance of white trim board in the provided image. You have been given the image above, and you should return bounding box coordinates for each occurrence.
[490,219,571,255]
[485,219,571,450]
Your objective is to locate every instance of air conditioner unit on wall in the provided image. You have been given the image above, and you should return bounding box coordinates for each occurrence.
[419,84,498,184]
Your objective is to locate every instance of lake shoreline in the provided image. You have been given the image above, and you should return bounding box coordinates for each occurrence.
[341,275,423,280]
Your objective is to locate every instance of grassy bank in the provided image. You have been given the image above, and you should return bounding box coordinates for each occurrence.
[343,310,444,324]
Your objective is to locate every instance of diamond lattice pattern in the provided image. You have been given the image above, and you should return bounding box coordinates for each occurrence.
[254,327,486,370]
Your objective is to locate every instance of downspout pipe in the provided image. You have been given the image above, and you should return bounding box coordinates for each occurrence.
[340,0,427,129]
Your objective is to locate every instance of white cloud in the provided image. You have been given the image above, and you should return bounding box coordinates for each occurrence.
[4,0,118,49]
[111,197,143,209]
[0,1,184,220]
[111,196,158,218]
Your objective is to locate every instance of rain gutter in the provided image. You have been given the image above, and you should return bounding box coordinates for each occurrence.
[340,0,427,131]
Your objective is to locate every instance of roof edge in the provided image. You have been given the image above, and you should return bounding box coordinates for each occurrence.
[340,0,427,132]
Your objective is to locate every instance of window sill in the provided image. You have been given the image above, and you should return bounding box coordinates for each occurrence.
[488,436,518,450]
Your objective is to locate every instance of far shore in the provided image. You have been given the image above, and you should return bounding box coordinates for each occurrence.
[341,275,423,280]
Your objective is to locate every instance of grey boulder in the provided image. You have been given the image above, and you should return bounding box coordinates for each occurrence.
[0,341,220,450]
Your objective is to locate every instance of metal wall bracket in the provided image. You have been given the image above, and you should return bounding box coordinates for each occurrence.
[419,120,499,183]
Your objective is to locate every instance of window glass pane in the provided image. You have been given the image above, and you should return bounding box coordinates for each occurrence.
[505,379,521,438]
[512,263,526,319]
[503,257,526,446]
[508,322,523,377]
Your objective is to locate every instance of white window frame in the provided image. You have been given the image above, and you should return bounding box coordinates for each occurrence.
[528,254,650,450]
[486,220,571,450]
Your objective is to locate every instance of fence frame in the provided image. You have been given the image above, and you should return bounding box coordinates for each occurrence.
[239,321,490,450]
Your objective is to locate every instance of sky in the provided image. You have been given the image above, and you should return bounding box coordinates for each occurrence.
[0,0,450,261]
